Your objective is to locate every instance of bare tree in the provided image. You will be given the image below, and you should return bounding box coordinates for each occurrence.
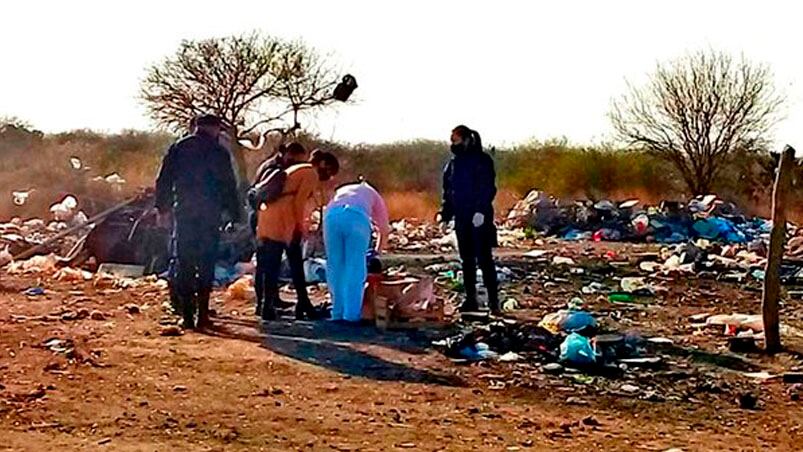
[610,50,784,195]
[140,33,345,182]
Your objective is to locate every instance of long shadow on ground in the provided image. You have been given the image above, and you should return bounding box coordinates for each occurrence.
[203,317,464,387]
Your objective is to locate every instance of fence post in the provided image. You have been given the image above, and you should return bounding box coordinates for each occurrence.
[762,145,795,354]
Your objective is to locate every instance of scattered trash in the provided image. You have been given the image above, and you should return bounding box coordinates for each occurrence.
[523,249,550,259]
[55,267,93,282]
[498,351,524,363]
[620,384,640,394]
[23,287,46,297]
[559,333,596,366]
[581,282,607,295]
[226,275,255,301]
[560,311,597,335]
[97,263,145,279]
[12,190,32,206]
[502,298,519,312]
[160,325,184,337]
[7,254,58,275]
[542,363,564,374]
[552,256,576,266]
[460,342,499,361]
[705,314,764,333]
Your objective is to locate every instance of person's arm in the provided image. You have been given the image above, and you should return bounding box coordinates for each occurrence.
[292,169,318,238]
[371,188,390,252]
[154,144,176,214]
[215,147,242,223]
[477,153,497,211]
[440,160,454,223]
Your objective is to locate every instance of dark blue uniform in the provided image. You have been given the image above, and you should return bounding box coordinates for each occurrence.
[441,146,499,312]
[155,133,240,327]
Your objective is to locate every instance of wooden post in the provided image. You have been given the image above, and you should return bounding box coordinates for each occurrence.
[762,145,796,354]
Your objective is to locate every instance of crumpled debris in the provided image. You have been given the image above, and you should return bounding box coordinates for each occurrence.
[507,191,781,245]
[54,267,93,282]
[7,254,57,275]
[226,275,255,301]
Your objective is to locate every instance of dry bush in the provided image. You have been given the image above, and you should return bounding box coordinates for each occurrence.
[0,123,797,222]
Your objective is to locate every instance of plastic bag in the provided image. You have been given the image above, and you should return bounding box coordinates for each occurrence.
[560,311,597,334]
[226,275,255,301]
[55,267,93,282]
[560,333,597,366]
[538,311,568,334]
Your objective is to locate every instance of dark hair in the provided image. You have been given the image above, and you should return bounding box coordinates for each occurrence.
[196,114,222,127]
[452,125,482,152]
[285,142,307,156]
[311,150,340,174]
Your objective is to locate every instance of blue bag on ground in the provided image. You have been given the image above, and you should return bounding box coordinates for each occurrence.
[559,311,597,333]
[560,333,597,366]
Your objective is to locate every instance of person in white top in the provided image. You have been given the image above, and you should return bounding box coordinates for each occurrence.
[324,181,390,322]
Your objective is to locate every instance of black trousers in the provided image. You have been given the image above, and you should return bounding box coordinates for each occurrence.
[174,220,219,325]
[255,238,312,317]
[455,221,499,311]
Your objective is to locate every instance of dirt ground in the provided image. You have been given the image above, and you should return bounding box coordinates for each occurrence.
[2,242,803,451]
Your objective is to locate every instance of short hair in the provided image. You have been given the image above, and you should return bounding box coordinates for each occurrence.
[311,150,339,174]
[196,114,222,127]
[285,142,307,156]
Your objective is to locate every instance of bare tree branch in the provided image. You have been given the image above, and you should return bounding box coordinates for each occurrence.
[610,49,785,195]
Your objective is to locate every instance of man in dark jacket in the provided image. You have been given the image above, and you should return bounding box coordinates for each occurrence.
[155,114,241,329]
[440,125,499,314]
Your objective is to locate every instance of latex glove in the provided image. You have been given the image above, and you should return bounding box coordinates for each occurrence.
[472,212,485,228]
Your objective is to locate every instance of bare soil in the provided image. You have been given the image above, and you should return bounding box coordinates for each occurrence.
[2,242,803,451]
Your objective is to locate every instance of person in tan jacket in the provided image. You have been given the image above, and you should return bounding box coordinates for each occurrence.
[256,151,339,321]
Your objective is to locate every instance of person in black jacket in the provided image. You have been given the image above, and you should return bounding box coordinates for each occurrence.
[440,125,499,314]
[155,114,241,329]
[249,142,315,319]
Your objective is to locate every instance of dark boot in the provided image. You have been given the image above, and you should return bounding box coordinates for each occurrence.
[262,287,279,321]
[196,290,212,329]
[255,297,263,317]
[460,280,480,313]
[182,297,196,330]
[295,296,318,320]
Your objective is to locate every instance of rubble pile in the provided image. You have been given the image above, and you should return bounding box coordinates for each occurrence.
[388,219,454,252]
[506,191,783,245]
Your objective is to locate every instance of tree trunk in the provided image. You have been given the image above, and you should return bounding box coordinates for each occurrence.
[762,145,795,354]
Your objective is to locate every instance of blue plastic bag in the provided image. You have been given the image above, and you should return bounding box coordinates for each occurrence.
[559,311,597,333]
[559,333,596,366]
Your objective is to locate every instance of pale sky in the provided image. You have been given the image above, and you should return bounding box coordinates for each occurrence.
[1,0,801,148]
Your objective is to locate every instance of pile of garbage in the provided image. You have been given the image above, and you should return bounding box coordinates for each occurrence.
[388,219,456,252]
[388,219,527,253]
[507,191,779,245]
[435,297,661,372]
[0,194,92,259]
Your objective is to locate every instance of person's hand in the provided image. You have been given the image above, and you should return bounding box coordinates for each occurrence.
[472,212,485,228]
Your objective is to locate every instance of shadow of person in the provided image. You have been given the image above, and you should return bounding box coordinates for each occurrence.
[200,317,464,387]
